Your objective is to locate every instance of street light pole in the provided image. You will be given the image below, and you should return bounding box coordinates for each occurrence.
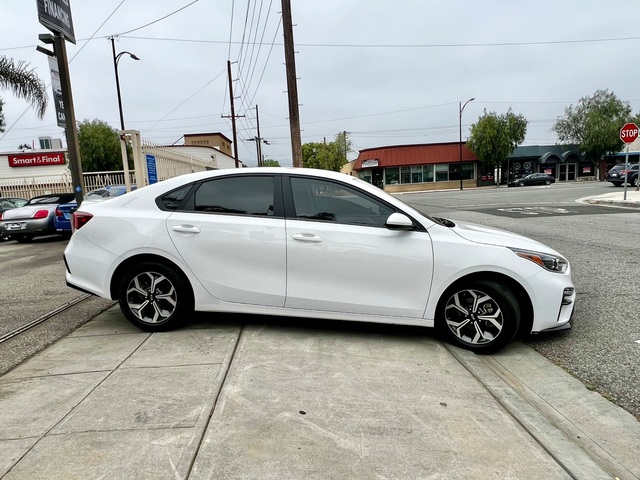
[110,37,140,130]
[459,97,475,191]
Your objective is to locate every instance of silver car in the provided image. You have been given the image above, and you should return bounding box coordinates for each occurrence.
[0,193,76,242]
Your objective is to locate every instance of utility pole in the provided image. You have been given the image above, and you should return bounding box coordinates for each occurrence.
[222,60,244,168]
[281,0,302,167]
[256,105,263,167]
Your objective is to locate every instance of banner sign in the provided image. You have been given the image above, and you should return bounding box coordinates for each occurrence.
[47,56,65,127]
[361,159,379,168]
[8,152,66,167]
[37,0,76,44]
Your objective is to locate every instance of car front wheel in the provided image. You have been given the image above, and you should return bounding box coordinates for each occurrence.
[438,279,520,354]
[518,182,525,187]
[544,179,551,185]
[117,262,193,331]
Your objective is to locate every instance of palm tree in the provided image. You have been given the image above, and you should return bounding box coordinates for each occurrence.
[0,56,48,132]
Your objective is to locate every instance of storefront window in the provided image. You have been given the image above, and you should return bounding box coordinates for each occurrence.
[435,164,449,182]
[448,163,460,181]
[411,166,423,183]
[401,166,411,184]
[424,165,434,182]
[462,163,475,180]
[385,167,400,185]
[358,171,372,184]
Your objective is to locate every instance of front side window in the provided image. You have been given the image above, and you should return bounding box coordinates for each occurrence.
[290,177,395,227]
[194,176,274,216]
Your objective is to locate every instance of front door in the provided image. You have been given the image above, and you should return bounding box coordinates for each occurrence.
[558,164,567,181]
[284,176,433,318]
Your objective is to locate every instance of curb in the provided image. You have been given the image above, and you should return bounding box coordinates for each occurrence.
[445,343,628,480]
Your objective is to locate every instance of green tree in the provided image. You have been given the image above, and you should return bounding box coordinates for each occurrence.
[261,159,281,167]
[467,109,527,179]
[78,119,131,172]
[0,56,48,132]
[553,89,633,165]
[302,132,351,171]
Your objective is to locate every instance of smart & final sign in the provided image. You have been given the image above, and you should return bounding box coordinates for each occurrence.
[8,153,66,167]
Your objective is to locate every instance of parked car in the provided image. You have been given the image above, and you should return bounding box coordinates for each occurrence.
[0,193,76,242]
[508,173,555,187]
[606,163,639,187]
[0,197,28,241]
[55,185,136,233]
[64,169,575,354]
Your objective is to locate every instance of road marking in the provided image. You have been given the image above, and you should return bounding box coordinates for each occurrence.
[635,340,640,345]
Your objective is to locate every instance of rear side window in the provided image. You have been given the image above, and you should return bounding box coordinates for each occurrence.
[193,176,275,216]
[160,186,191,210]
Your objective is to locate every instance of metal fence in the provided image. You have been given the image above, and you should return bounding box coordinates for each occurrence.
[0,171,139,199]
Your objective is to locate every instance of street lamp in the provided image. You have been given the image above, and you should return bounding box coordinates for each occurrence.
[459,97,475,190]
[110,37,140,130]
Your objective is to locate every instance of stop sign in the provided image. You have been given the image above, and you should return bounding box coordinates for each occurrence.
[620,123,639,144]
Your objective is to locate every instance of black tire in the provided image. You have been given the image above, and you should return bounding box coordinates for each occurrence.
[437,279,520,354]
[117,261,193,332]
[612,182,622,187]
[14,235,34,243]
[544,179,551,185]
[518,182,525,187]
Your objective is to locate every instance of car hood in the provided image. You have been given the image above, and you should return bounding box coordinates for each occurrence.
[1,205,56,220]
[448,219,560,254]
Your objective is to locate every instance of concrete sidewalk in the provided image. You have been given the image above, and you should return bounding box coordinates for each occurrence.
[1,306,639,479]
[578,187,640,208]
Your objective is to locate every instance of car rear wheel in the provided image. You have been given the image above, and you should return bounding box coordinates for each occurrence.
[438,279,520,354]
[612,182,622,187]
[544,179,551,185]
[117,262,193,331]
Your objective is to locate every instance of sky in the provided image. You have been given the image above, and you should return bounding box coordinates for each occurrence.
[1,0,640,167]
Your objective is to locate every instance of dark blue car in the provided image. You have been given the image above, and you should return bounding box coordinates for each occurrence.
[55,185,136,233]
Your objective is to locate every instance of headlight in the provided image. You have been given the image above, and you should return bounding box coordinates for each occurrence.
[509,248,569,273]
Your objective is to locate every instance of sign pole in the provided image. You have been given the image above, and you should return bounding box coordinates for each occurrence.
[52,33,84,204]
[623,143,629,200]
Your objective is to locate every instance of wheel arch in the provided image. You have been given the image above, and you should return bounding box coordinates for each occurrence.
[435,271,534,337]
[109,253,194,304]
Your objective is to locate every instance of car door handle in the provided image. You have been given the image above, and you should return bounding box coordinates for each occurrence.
[292,233,322,243]
[172,225,201,234]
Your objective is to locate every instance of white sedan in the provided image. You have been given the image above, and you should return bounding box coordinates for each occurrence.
[64,168,575,353]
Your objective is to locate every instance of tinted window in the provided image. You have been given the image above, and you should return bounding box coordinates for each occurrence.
[160,186,192,210]
[194,176,274,216]
[290,177,394,227]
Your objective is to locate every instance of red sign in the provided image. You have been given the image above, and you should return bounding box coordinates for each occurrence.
[8,152,65,168]
[620,123,639,144]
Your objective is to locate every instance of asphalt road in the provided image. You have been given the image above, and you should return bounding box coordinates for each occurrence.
[400,180,640,418]
[0,180,638,419]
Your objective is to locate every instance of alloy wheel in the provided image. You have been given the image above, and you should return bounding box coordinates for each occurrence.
[125,271,178,324]
[444,289,504,346]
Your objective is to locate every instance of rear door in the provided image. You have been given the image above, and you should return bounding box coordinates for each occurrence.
[167,174,287,307]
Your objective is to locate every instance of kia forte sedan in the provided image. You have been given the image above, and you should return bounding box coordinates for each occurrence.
[64,168,575,353]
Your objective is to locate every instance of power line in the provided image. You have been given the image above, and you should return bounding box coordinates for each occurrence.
[115,0,200,36]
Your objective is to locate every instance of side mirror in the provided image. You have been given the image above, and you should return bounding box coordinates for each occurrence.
[385,212,415,231]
